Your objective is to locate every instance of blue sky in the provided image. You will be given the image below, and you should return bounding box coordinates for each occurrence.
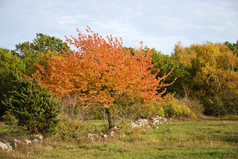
[0,0,238,54]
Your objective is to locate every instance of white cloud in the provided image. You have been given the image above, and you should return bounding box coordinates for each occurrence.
[86,19,186,54]
[58,16,78,26]
[0,0,238,54]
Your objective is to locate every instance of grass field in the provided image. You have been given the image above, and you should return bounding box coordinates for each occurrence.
[0,120,237,159]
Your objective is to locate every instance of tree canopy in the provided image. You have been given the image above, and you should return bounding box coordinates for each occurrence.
[33,27,176,106]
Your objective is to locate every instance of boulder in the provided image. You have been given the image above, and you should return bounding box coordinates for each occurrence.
[24,139,32,144]
[0,142,9,151]
[109,131,116,137]
[32,138,40,143]
[102,134,107,138]
[32,134,43,140]
[87,133,99,141]
[0,141,12,151]
[131,119,149,128]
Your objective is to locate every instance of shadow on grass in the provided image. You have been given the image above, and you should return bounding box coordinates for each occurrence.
[219,129,238,144]
[223,135,238,144]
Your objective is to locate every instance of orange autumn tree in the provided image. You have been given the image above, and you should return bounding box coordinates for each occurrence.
[34,27,176,128]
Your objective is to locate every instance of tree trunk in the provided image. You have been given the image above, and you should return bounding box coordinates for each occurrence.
[105,108,114,129]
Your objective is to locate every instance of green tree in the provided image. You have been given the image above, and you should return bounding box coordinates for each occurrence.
[0,48,25,117]
[172,42,238,96]
[15,33,69,75]
[16,33,69,54]
[2,77,62,136]
[172,42,238,116]
[224,40,238,57]
[151,48,191,97]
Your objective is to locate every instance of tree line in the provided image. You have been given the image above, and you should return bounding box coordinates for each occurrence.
[0,28,237,135]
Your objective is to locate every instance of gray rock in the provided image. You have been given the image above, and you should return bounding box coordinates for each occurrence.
[4,142,13,150]
[109,131,116,137]
[14,139,21,144]
[32,138,40,143]
[131,122,138,128]
[87,133,100,141]
[87,133,94,141]
[0,142,9,151]
[87,133,93,138]
[33,134,43,140]
[151,115,168,128]
[137,119,148,127]
[24,139,32,144]
[112,126,119,130]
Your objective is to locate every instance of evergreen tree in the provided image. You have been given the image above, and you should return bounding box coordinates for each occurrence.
[2,77,62,136]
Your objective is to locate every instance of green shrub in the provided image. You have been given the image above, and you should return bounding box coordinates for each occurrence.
[219,90,238,115]
[2,77,62,136]
[135,101,160,119]
[157,94,197,119]
[180,97,204,117]
[0,48,26,118]
[111,103,155,121]
[203,90,238,116]
[111,102,155,121]
[111,94,196,121]
[56,118,85,143]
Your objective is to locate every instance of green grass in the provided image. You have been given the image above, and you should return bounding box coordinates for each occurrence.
[0,120,237,159]
[84,120,109,133]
